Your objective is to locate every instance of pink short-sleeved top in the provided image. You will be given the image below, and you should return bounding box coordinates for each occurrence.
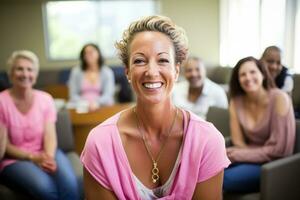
[0,89,57,171]
[81,109,230,200]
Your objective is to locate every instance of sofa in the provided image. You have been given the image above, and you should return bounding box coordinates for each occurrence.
[0,110,84,200]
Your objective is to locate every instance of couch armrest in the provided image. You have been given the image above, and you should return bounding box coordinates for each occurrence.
[66,152,84,199]
[260,153,300,200]
[225,136,232,147]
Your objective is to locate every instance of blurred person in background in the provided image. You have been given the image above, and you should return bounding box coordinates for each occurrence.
[0,50,79,200]
[68,43,115,111]
[173,56,228,119]
[224,56,295,193]
[260,46,293,95]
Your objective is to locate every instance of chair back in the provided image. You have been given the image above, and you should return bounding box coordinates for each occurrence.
[292,74,300,110]
[293,120,300,153]
[206,106,230,137]
[56,109,75,152]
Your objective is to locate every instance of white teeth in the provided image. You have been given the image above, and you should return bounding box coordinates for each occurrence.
[143,82,162,89]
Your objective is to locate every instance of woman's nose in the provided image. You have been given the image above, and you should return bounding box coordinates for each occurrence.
[145,61,159,77]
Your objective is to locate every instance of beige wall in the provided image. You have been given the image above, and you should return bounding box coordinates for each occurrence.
[0,0,220,71]
[161,0,220,66]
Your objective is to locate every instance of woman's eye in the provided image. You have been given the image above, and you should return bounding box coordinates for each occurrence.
[239,73,245,77]
[133,59,145,65]
[159,58,169,64]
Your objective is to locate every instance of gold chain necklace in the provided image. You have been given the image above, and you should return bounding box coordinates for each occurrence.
[133,107,178,184]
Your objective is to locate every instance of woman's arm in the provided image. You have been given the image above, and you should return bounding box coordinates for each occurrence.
[229,100,247,148]
[5,130,48,167]
[97,67,115,106]
[68,67,82,103]
[192,171,224,200]
[0,126,7,159]
[5,135,32,160]
[84,167,117,200]
[43,121,57,158]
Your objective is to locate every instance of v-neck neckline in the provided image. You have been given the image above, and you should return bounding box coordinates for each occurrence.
[113,109,189,196]
[240,90,272,131]
[7,90,36,117]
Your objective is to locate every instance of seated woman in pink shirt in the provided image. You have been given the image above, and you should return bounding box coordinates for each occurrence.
[0,50,79,200]
[224,57,295,193]
[80,15,230,200]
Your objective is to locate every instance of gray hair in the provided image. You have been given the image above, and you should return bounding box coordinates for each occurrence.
[7,50,39,75]
[184,56,206,70]
[115,15,188,67]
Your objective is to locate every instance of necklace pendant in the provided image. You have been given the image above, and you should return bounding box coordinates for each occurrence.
[151,162,159,183]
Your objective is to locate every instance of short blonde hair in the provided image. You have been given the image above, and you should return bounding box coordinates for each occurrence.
[115,15,188,67]
[7,50,39,75]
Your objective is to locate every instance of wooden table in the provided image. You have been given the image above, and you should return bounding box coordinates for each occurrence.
[69,103,133,154]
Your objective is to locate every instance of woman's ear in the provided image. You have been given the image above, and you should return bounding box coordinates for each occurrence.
[174,63,180,81]
[125,67,131,83]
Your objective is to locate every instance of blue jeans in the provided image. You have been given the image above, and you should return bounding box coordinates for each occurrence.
[0,149,80,200]
[223,163,261,193]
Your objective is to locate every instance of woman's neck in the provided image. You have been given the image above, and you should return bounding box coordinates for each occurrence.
[135,100,177,140]
[10,87,33,100]
[245,88,268,105]
[86,64,99,72]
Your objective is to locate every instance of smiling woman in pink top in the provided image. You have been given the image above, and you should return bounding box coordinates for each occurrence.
[224,57,295,193]
[0,50,79,200]
[80,15,230,200]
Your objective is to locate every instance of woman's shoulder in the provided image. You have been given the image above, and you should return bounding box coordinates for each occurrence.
[100,65,114,74]
[269,88,292,116]
[34,89,54,101]
[0,89,10,106]
[85,112,121,147]
[0,89,9,98]
[269,88,289,104]
[70,65,83,76]
[187,111,225,142]
[269,87,284,95]
[184,111,227,165]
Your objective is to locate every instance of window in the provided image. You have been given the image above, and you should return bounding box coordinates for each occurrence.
[295,0,300,72]
[44,1,158,60]
[220,0,300,71]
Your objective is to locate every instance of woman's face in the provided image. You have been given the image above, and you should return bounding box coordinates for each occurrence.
[262,50,282,78]
[238,61,264,94]
[84,45,100,66]
[126,31,179,104]
[10,57,37,89]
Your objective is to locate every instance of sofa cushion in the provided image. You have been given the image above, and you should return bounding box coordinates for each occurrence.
[56,110,75,152]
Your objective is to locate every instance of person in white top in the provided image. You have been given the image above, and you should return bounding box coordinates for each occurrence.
[173,57,228,119]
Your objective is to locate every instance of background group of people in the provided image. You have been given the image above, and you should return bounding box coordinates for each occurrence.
[0,14,297,199]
